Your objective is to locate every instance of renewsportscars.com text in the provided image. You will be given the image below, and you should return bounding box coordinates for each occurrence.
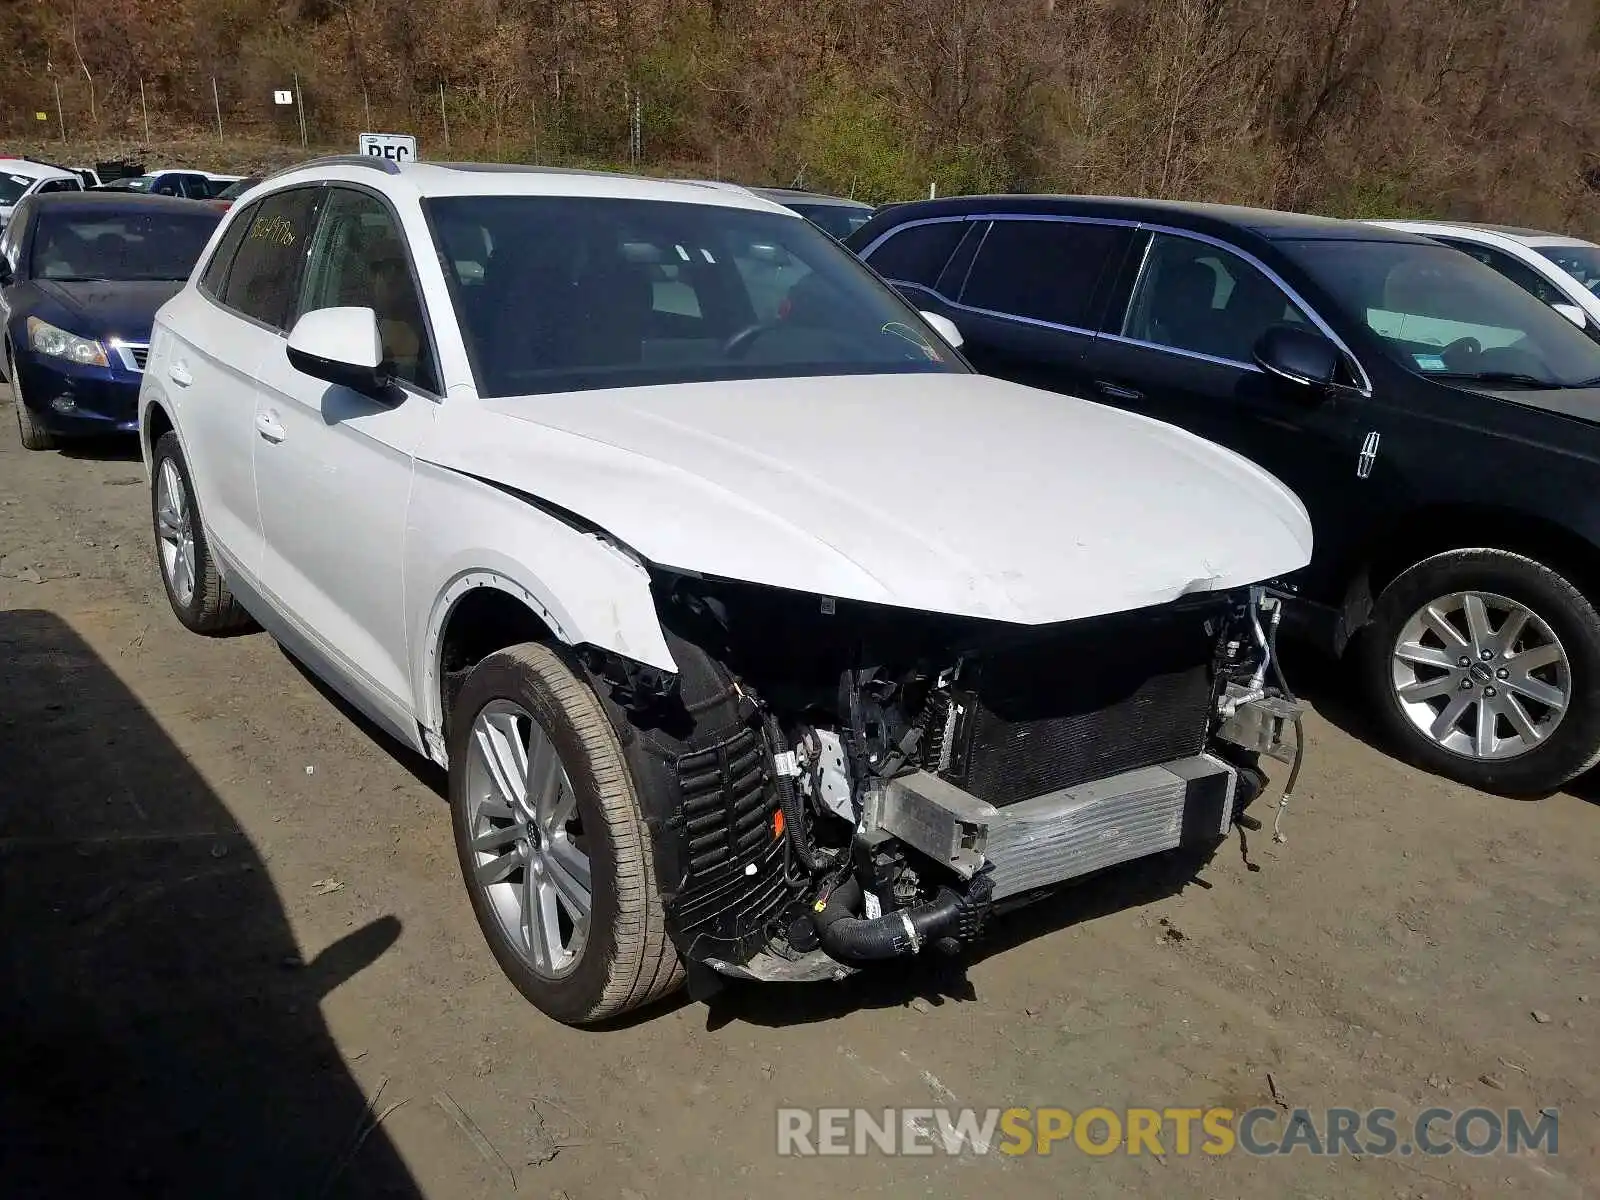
[776,1105,1559,1158]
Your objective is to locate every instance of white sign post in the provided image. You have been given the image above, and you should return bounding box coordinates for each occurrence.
[359,132,418,163]
[273,90,294,106]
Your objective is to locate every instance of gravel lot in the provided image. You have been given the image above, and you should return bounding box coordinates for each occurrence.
[1,409,1595,1199]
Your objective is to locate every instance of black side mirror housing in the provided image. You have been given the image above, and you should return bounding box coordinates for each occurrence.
[286,343,396,402]
[1254,325,1341,395]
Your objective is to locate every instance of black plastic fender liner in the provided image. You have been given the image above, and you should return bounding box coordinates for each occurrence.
[588,630,798,966]
[812,875,969,962]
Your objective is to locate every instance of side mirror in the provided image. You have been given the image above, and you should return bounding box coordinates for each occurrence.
[0,257,13,288]
[286,307,394,400]
[920,311,963,350]
[1254,325,1340,394]
[1552,302,1587,329]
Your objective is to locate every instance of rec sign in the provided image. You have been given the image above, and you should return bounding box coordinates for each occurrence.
[359,133,417,163]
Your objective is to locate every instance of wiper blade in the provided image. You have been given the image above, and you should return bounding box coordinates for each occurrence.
[1429,370,1559,389]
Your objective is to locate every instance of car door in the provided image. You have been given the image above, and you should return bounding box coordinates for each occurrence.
[942,217,1133,396]
[250,184,439,735]
[161,187,322,587]
[1081,229,1377,596]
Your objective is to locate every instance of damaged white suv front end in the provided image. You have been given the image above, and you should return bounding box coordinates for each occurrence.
[141,160,1312,1026]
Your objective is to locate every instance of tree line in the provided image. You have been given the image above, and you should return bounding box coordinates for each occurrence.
[3,0,1597,231]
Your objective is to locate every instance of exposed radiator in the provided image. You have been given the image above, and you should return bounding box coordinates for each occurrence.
[934,606,1219,806]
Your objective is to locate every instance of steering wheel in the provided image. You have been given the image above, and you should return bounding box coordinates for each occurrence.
[1441,336,1482,369]
[722,321,781,359]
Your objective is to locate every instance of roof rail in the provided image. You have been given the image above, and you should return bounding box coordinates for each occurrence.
[265,154,401,180]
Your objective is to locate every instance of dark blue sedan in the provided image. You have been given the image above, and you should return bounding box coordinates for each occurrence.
[0,192,220,449]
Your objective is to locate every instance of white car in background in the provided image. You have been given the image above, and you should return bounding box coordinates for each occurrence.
[0,158,84,232]
[139,155,1310,1026]
[1371,220,1600,339]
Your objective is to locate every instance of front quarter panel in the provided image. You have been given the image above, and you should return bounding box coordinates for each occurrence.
[406,459,676,749]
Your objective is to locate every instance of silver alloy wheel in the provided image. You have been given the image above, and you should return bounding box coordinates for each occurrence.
[465,700,592,978]
[1390,590,1571,760]
[155,458,197,608]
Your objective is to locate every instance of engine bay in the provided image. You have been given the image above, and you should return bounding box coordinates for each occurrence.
[581,571,1301,986]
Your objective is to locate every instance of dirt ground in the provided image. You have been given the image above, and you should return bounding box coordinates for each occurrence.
[1,407,1596,1200]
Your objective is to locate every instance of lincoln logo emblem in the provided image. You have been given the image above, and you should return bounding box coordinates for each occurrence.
[1357,431,1381,479]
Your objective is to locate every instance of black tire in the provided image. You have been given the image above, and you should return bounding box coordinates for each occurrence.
[448,643,682,1025]
[150,430,253,634]
[1360,548,1600,795]
[8,346,57,451]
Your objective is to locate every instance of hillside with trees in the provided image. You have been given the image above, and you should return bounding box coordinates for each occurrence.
[3,0,1598,230]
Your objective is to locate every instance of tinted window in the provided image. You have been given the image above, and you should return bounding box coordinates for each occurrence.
[1440,240,1565,308]
[217,177,260,202]
[300,188,438,393]
[219,188,320,330]
[0,199,31,269]
[862,220,966,287]
[1121,232,1310,363]
[1286,238,1600,386]
[35,178,80,195]
[30,208,222,282]
[961,219,1124,328]
[200,202,257,298]
[0,173,33,206]
[427,195,965,399]
[788,202,874,241]
[1534,245,1600,295]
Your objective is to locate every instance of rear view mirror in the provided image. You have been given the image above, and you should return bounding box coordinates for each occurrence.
[1552,302,1587,329]
[286,307,394,401]
[745,242,793,266]
[920,311,964,350]
[1254,325,1340,394]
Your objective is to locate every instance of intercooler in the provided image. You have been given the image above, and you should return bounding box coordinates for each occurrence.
[927,605,1219,807]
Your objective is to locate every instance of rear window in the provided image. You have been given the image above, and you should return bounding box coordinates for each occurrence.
[960,219,1127,329]
[859,220,966,288]
[30,208,222,282]
[787,202,874,241]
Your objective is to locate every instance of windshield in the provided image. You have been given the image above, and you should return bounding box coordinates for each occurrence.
[1535,244,1600,295]
[216,178,257,201]
[30,209,222,282]
[1,173,37,206]
[99,177,154,193]
[1285,238,1600,387]
[426,195,964,398]
[786,202,875,241]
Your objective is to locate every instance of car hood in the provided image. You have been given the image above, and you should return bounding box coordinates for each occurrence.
[424,373,1313,625]
[1466,383,1600,425]
[33,279,184,341]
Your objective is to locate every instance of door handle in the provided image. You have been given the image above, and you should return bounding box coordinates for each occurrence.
[1095,379,1144,402]
[254,412,286,444]
[168,360,192,388]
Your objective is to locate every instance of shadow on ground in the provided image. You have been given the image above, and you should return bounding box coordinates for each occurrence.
[0,609,419,1199]
[706,842,1222,1031]
[52,434,145,463]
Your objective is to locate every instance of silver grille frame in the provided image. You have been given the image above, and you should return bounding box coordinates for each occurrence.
[110,341,149,373]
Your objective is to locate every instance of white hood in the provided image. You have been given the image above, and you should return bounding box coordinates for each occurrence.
[424,372,1312,625]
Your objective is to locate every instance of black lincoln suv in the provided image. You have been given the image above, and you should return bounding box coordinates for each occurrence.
[848,196,1600,795]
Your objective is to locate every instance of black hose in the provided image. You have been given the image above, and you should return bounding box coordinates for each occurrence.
[812,875,965,962]
[765,716,823,872]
